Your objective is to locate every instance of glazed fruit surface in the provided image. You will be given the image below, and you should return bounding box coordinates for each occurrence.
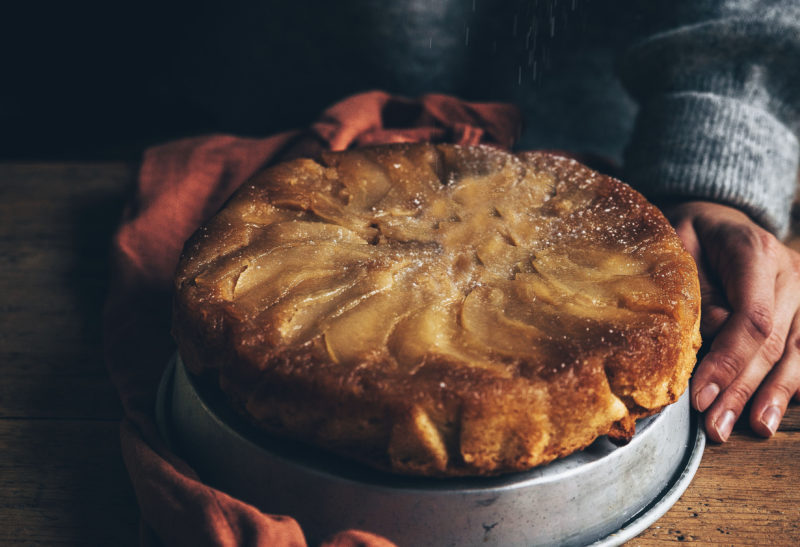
[173,144,701,476]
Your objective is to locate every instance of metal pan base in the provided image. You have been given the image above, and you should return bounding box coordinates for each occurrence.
[156,354,704,546]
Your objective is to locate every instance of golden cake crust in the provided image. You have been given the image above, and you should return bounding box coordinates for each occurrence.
[172,143,701,476]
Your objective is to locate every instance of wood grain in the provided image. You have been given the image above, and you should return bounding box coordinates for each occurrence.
[634,425,800,545]
[1,162,798,546]
[0,163,134,420]
[0,163,139,544]
[0,419,138,546]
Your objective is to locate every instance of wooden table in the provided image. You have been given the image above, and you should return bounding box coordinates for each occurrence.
[1,162,798,545]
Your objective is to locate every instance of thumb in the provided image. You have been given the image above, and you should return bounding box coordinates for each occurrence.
[673,219,729,338]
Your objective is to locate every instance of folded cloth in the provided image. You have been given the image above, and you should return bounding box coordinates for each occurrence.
[103,90,522,547]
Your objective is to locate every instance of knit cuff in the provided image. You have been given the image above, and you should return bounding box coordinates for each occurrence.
[624,92,799,238]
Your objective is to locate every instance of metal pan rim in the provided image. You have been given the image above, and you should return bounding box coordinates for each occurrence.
[156,353,705,546]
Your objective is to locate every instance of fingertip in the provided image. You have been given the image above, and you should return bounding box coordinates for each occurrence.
[751,405,782,437]
[704,409,735,443]
[692,382,719,412]
[713,409,736,442]
[751,405,783,437]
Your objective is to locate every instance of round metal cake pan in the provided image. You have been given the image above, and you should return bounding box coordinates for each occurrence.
[156,354,704,546]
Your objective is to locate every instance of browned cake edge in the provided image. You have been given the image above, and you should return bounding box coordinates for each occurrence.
[172,145,702,477]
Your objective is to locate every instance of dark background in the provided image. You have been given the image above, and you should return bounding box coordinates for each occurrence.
[1,1,638,160]
[2,1,239,159]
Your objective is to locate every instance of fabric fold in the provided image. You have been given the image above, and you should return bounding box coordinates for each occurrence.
[103,91,522,547]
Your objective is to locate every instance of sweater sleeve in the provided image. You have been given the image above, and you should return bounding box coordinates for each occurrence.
[619,1,800,238]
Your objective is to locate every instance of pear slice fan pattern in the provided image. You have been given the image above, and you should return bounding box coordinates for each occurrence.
[173,144,701,476]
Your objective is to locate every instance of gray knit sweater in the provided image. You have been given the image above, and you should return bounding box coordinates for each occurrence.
[174,0,800,236]
[620,1,800,238]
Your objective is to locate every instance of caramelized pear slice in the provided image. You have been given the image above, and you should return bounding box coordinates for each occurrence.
[260,220,367,246]
[513,272,642,326]
[264,159,331,210]
[236,197,304,226]
[460,286,547,358]
[388,405,449,473]
[389,303,466,369]
[369,145,441,208]
[323,288,411,365]
[193,221,366,292]
[261,269,366,345]
[232,242,372,305]
[475,233,529,279]
[310,192,374,238]
[322,150,392,210]
[528,248,672,317]
[374,216,438,244]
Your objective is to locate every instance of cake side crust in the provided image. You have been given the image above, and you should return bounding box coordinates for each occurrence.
[173,144,701,476]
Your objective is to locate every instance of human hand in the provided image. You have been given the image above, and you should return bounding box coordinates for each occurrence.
[661,200,800,442]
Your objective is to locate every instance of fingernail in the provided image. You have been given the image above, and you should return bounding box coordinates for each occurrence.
[760,405,782,436]
[694,383,719,412]
[713,410,736,442]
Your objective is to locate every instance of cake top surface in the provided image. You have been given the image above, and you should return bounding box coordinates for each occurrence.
[180,144,689,374]
[173,143,700,476]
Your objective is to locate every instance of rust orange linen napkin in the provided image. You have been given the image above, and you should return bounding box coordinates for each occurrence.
[103,91,522,546]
